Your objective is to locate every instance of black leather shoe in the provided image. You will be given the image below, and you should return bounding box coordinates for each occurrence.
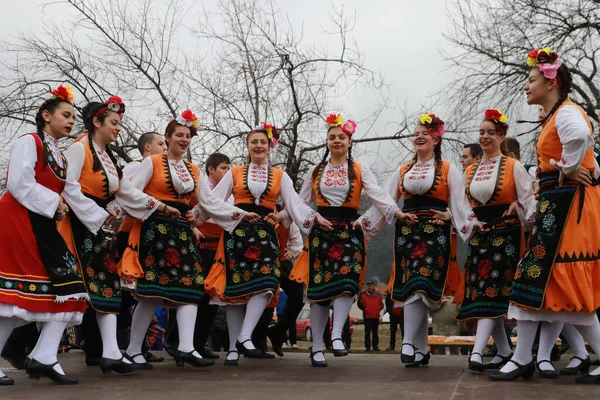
[1,348,26,370]
[236,340,264,359]
[484,354,512,370]
[85,356,101,367]
[310,350,327,367]
[468,352,485,372]
[267,326,284,357]
[123,353,153,370]
[224,351,239,366]
[173,350,215,367]
[331,338,348,357]
[0,376,14,385]
[199,346,220,360]
[560,356,591,376]
[575,373,600,384]
[400,343,416,364]
[257,350,276,359]
[99,357,140,374]
[406,352,430,368]
[144,351,164,363]
[536,359,559,379]
[26,359,78,385]
[488,360,535,381]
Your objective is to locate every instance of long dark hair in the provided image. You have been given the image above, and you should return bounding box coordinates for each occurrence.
[401,127,443,181]
[82,102,123,179]
[34,97,72,167]
[311,127,357,181]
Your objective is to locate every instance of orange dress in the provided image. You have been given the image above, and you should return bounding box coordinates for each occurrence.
[510,100,600,317]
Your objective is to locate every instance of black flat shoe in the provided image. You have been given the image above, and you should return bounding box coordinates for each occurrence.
[199,346,220,360]
[236,340,264,359]
[144,351,164,363]
[26,359,78,385]
[406,352,430,368]
[310,350,327,368]
[267,326,284,357]
[123,353,153,370]
[488,360,535,381]
[575,373,600,384]
[331,338,348,357]
[0,376,14,386]
[560,356,591,376]
[173,350,215,367]
[536,359,559,379]
[468,352,484,372]
[100,357,140,374]
[400,343,416,364]
[224,351,239,366]
[484,354,512,370]
[257,350,276,359]
[85,356,101,367]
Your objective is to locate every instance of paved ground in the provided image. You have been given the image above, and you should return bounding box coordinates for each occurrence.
[1,351,598,400]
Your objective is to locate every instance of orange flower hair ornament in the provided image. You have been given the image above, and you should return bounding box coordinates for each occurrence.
[94,96,126,120]
[325,114,357,136]
[51,85,75,102]
[527,47,562,84]
[418,113,445,137]
[166,109,200,136]
[251,122,280,148]
[484,109,509,129]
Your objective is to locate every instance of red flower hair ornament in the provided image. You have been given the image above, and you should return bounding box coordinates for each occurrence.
[51,85,75,102]
[94,95,126,120]
[250,122,280,148]
[484,109,509,129]
[325,113,357,136]
[527,47,563,85]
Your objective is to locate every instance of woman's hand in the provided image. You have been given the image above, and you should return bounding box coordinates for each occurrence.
[474,221,489,234]
[264,212,283,226]
[502,203,518,217]
[282,249,294,260]
[429,209,450,225]
[395,209,418,225]
[350,220,361,230]
[163,205,181,220]
[316,213,333,231]
[185,210,196,224]
[560,165,593,187]
[243,212,261,224]
[192,227,204,245]
[54,196,68,221]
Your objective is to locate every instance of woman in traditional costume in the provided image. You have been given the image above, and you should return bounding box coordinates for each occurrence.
[0,86,106,384]
[362,113,480,368]
[284,114,402,367]
[489,48,600,384]
[204,122,329,366]
[454,109,535,372]
[118,110,256,368]
[59,96,161,374]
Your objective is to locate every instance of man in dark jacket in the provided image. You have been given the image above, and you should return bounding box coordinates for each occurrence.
[358,281,383,351]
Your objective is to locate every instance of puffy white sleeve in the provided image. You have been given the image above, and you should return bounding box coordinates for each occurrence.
[108,157,155,219]
[448,163,478,242]
[551,105,594,175]
[279,172,317,235]
[358,166,403,239]
[280,167,315,227]
[61,141,110,233]
[360,165,400,224]
[194,172,246,233]
[6,135,60,218]
[286,223,304,258]
[113,172,160,221]
[513,161,536,230]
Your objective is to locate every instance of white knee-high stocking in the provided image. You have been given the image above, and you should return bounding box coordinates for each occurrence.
[537,321,564,371]
[331,295,353,350]
[499,320,538,373]
[0,318,19,378]
[402,299,427,357]
[309,303,330,362]
[575,318,600,376]
[225,305,244,360]
[562,323,589,368]
[238,294,270,350]
[126,299,160,363]
[471,318,496,364]
[176,304,201,357]
[489,318,513,364]
[96,313,129,362]
[30,320,68,374]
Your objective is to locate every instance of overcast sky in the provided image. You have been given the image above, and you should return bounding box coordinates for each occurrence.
[1,0,498,176]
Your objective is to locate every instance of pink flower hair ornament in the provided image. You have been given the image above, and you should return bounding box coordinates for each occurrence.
[325,113,357,136]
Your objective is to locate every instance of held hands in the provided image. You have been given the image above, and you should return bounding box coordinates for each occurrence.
[316,213,333,231]
[283,249,294,260]
[395,209,418,225]
[54,196,68,221]
[474,221,489,234]
[501,203,518,217]
[243,212,261,224]
[429,209,450,225]
[192,227,204,246]
[559,165,593,187]
[264,212,284,226]
[163,204,181,220]
[185,210,196,224]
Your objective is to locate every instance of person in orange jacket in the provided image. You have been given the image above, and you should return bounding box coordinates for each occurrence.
[358,281,383,351]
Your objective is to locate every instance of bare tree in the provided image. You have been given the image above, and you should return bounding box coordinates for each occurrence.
[443,0,600,161]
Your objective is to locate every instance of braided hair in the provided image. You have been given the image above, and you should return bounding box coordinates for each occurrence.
[82,102,123,179]
[312,126,357,181]
[34,97,72,168]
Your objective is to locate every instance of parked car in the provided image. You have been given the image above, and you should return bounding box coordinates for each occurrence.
[295,307,357,341]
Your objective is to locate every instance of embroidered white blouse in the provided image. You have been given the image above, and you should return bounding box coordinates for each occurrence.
[124,156,246,234]
[210,162,316,235]
[281,161,399,238]
[6,133,107,234]
[360,158,477,241]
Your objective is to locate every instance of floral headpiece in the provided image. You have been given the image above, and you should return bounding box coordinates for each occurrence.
[527,47,562,84]
[484,109,509,129]
[94,96,126,119]
[418,113,445,137]
[325,113,357,136]
[166,109,200,137]
[251,122,280,148]
[51,85,75,102]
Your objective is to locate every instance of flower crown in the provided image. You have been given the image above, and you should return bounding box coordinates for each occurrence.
[251,122,280,148]
[325,113,357,136]
[527,47,562,83]
[94,96,126,119]
[418,113,445,137]
[484,109,509,128]
[166,109,200,137]
[51,85,75,102]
